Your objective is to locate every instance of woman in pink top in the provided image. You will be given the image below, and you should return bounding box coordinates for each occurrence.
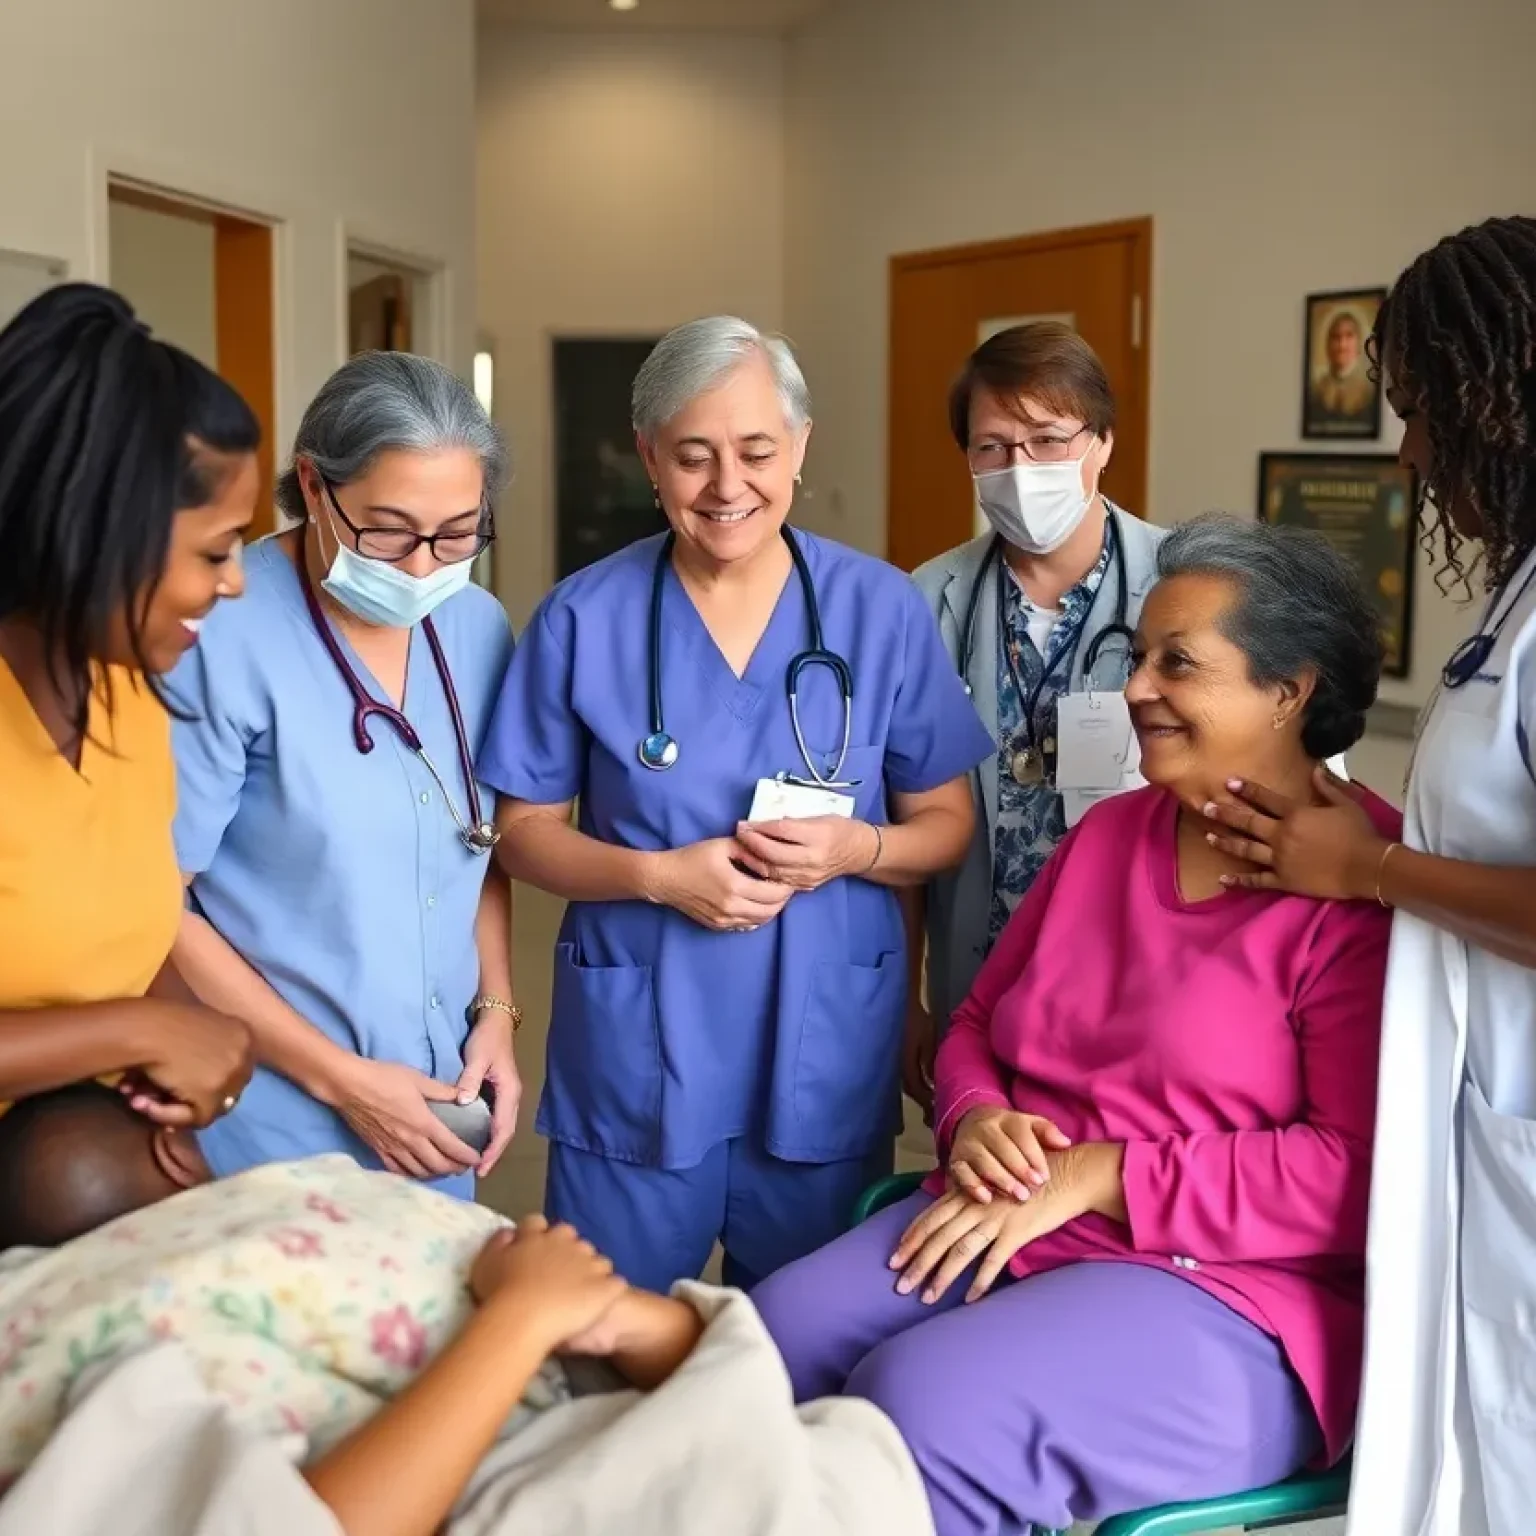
[752,515,1401,1535]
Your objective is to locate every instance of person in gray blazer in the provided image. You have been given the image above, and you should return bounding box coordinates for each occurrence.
[904,324,1166,1108]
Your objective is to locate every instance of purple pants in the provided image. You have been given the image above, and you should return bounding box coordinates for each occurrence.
[750,1195,1321,1536]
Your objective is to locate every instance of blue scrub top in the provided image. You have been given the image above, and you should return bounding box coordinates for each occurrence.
[169,538,515,1196]
[478,529,992,1170]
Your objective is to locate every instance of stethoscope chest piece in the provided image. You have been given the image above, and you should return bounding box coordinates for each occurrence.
[639,731,680,771]
[464,822,502,853]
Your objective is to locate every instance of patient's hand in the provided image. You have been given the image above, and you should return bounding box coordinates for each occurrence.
[564,1290,706,1391]
[950,1106,1072,1203]
[470,1217,627,1353]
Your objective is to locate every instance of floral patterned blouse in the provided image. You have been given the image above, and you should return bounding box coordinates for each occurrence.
[988,530,1111,945]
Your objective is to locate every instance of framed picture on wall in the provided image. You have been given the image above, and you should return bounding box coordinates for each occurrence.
[1301,288,1386,440]
[1259,452,1417,679]
[552,337,665,580]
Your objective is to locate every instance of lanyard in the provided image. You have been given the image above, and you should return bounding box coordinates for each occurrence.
[995,516,1124,777]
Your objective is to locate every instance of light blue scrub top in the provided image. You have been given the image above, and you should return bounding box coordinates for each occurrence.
[478,529,992,1171]
[170,539,515,1197]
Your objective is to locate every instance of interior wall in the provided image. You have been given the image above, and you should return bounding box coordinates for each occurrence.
[108,201,218,369]
[784,0,1536,721]
[0,0,477,472]
[476,24,786,625]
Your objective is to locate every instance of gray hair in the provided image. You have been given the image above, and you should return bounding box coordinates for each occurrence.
[1156,514,1384,758]
[275,351,508,519]
[631,316,812,441]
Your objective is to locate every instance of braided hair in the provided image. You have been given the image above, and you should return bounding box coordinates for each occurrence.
[0,283,259,736]
[1372,216,1536,592]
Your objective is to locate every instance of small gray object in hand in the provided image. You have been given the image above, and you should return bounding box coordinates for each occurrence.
[427,1095,494,1155]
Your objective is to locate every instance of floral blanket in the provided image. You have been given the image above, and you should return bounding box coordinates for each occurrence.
[0,1285,935,1536]
[0,1155,567,1482]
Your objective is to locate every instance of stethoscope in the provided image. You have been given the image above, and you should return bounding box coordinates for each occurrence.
[956,516,1133,787]
[296,558,500,855]
[638,525,856,787]
[1442,554,1536,689]
[957,513,1131,690]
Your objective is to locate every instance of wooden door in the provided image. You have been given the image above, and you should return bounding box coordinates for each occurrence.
[349,274,412,354]
[887,217,1152,572]
[213,218,277,540]
[108,182,278,541]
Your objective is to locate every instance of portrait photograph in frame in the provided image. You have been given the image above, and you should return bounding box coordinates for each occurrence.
[1259,451,1417,679]
[1301,288,1386,441]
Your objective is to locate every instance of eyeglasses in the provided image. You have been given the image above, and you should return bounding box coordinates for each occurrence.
[966,426,1093,473]
[322,479,496,564]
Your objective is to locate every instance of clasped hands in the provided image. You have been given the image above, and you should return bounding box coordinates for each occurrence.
[646,817,880,933]
[891,1105,1125,1307]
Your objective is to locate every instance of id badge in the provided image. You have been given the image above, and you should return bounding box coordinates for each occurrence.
[747,777,856,822]
[1055,691,1141,790]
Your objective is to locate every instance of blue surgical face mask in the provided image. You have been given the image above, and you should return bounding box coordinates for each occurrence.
[318,509,475,629]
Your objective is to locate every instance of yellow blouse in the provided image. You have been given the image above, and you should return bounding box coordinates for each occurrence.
[0,663,182,1010]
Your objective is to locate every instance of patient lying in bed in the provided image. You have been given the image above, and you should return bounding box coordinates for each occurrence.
[0,1087,933,1536]
[0,1085,702,1523]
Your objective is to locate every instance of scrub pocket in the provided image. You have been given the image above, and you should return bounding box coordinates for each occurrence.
[1460,1080,1536,1532]
[792,949,904,1156]
[538,943,662,1163]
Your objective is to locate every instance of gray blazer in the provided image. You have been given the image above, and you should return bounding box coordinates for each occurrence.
[910,505,1167,1028]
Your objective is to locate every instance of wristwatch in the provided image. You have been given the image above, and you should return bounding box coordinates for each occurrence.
[465,994,522,1032]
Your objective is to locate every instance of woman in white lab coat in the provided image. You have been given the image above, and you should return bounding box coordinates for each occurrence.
[1202,214,1536,1536]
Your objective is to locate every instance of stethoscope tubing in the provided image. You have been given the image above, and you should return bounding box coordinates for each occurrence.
[639,525,855,788]
[958,515,1132,702]
[295,550,497,854]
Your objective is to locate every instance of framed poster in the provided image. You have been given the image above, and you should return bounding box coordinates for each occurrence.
[1301,288,1386,440]
[1258,452,1417,679]
[552,337,665,580]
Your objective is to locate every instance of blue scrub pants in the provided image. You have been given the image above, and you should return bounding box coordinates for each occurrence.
[545,1137,893,1294]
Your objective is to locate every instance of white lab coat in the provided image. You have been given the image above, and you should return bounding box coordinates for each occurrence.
[1348,550,1536,1536]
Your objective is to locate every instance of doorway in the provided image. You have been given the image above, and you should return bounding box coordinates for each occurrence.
[886,217,1152,572]
[108,181,278,540]
[347,252,438,358]
[552,337,665,580]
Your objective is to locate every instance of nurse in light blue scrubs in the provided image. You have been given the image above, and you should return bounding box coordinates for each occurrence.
[479,317,993,1291]
[168,353,519,1199]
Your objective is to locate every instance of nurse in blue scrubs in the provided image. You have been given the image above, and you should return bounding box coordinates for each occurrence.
[479,316,993,1291]
[168,353,519,1199]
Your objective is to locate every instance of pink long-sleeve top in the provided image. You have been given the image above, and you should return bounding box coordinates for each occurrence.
[928,784,1400,1464]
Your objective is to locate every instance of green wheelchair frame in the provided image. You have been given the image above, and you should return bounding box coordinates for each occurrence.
[851,1172,1352,1536]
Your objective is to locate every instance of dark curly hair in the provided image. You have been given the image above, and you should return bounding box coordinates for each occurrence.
[1371,216,1536,593]
[0,283,260,737]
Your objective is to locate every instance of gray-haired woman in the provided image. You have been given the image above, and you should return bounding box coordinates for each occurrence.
[477,316,991,1294]
[168,351,519,1200]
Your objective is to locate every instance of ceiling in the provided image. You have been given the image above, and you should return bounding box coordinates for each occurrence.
[477,0,832,32]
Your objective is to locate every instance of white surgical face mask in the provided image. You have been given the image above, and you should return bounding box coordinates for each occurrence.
[318,510,475,629]
[973,449,1097,556]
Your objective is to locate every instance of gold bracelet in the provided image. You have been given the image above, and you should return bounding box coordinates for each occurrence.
[466,994,522,1032]
[865,822,884,874]
[1375,842,1401,909]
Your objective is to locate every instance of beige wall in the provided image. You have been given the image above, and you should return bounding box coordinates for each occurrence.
[476,25,786,625]
[784,0,1536,717]
[0,0,478,457]
[107,201,218,369]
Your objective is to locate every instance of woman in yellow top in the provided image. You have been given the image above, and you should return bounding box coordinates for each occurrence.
[0,284,256,1125]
